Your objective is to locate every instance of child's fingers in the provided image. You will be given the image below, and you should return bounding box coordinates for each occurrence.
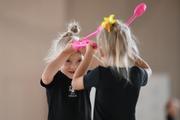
[78,37,84,42]
[69,39,75,43]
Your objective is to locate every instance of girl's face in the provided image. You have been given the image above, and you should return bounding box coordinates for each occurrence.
[61,52,82,79]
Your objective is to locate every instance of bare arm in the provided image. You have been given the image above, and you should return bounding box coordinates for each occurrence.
[41,40,76,85]
[72,42,95,90]
[133,55,152,79]
[78,39,103,68]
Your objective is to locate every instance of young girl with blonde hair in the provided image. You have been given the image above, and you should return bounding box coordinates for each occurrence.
[40,21,102,120]
[72,14,152,120]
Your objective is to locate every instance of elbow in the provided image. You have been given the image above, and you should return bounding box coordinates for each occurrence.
[71,80,75,89]
[41,74,52,85]
[71,80,78,90]
[71,79,84,90]
[147,68,152,79]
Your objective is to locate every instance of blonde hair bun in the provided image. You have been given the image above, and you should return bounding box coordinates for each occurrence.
[68,21,81,34]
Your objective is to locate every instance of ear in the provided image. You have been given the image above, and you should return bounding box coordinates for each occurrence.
[99,48,104,57]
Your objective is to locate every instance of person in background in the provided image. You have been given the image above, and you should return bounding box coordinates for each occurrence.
[72,14,152,120]
[40,21,103,120]
[166,98,180,120]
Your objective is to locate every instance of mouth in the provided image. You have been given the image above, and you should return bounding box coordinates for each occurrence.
[68,71,75,74]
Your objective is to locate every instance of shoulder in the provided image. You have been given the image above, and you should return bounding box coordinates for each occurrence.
[85,66,101,78]
[130,66,148,86]
[87,66,110,75]
[84,66,111,87]
[40,71,65,87]
[83,66,103,88]
[130,66,147,76]
[54,70,64,78]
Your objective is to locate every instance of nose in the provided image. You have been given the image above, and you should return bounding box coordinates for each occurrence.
[70,63,77,69]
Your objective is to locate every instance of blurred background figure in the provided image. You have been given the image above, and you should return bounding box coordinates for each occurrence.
[166,98,180,120]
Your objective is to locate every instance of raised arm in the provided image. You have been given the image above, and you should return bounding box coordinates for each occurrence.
[72,42,95,90]
[41,40,76,85]
[78,39,104,68]
[134,55,152,79]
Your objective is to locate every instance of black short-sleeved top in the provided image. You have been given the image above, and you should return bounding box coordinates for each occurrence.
[84,66,148,120]
[40,71,91,120]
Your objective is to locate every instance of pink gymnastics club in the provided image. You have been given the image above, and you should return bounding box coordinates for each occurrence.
[83,26,102,40]
[72,26,101,50]
[72,39,97,50]
[126,3,146,26]
[83,3,146,39]
[72,3,147,50]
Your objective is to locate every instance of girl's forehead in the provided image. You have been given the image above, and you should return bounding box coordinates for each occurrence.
[69,52,82,59]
